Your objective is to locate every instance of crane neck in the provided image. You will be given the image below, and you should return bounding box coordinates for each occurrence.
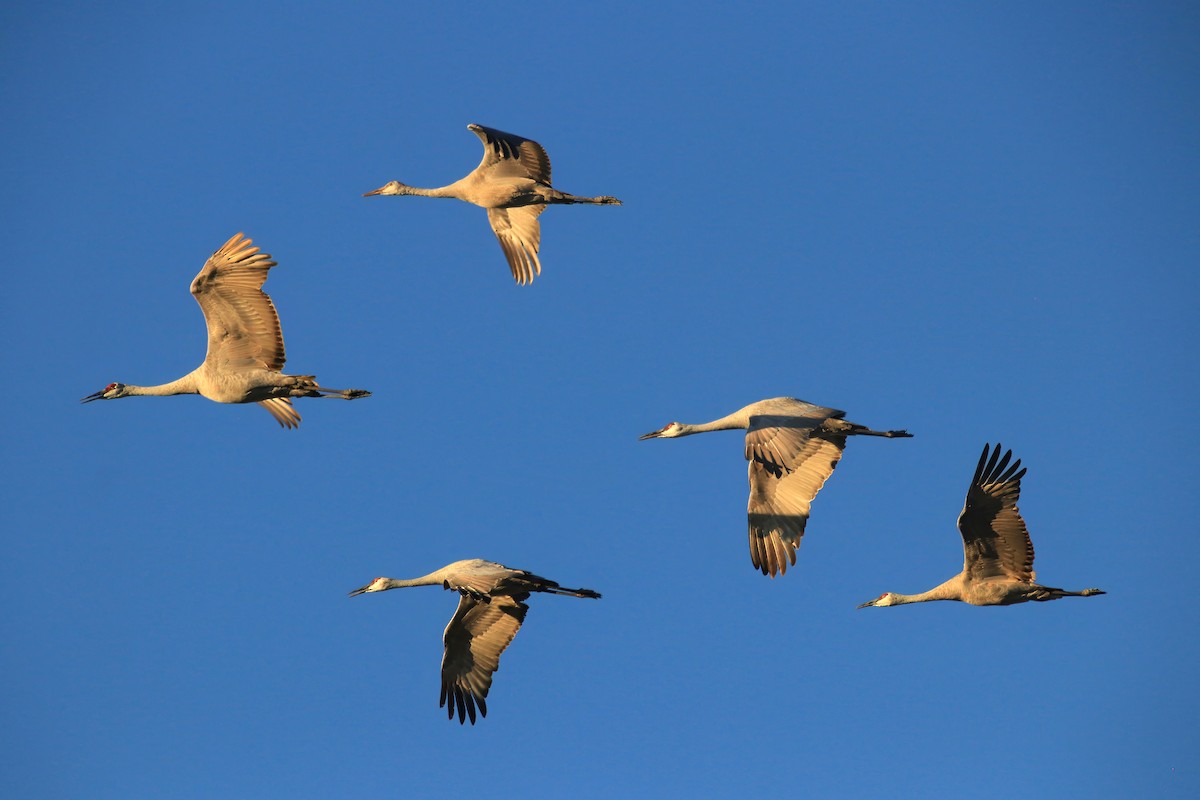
[123,374,201,397]
[382,575,445,590]
[403,184,461,199]
[679,411,751,436]
[890,579,962,605]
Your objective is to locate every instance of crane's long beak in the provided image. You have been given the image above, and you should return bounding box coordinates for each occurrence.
[638,430,663,441]
[348,584,371,597]
[81,390,106,403]
[855,599,876,609]
[362,186,386,197]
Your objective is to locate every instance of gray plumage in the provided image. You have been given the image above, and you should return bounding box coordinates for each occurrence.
[349,559,600,725]
[81,233,370,428]
[640,397,912,577]
[363,123,621,285]
[857,443,1106,608]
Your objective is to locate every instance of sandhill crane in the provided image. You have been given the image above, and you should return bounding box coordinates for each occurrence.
[81,233,370,428]
[349,558,601,725]
[858,443,1105,608]
[640,397,912,578]
[363,123,622,285]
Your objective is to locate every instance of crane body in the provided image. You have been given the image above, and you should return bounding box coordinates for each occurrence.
[364,123,621,284]
[858,443,1106,609]
[350,558,600,725]
[640,397,911,577]
[81,233,370,428]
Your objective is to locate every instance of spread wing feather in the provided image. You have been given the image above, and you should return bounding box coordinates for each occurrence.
[487,206,544,284]
[745,415,848,577]
[469,124,552,184]
[957,443,1035,582]
[440,593,529,725]
[257,397,300,429]
[190,233,286,372]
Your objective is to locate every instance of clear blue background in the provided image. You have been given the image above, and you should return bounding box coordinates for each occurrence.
[3,2,1196,797]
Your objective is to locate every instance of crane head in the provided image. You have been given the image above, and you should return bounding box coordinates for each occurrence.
[856,593,896,609]
[348,577,389,597]
[638,422,684,440]
[363,181,410,197]
[81,382,127,403]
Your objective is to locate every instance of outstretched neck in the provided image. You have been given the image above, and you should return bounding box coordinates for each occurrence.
[891,579,962,605]
[680,411,750,436]
[382,575,444,590]
[402,184,460,199]
[124,374,201,397]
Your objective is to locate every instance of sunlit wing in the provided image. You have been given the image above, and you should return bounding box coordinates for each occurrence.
[487,206,544,284]
[440,593,529,724]
[745,415,847,577]
[257,397,300,429]
[956,444,1035,582]
[190,232,286,372]
[469,123,552,184]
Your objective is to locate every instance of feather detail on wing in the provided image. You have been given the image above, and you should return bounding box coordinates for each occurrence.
[440,593,529,724]
[257,397,300,429]
[957,444,1035,582]
[487,206,544,284]
[190,233,286,372]
[745,415,848,577]
[468,124,552,184]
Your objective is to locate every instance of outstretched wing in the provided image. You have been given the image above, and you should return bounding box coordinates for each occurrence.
[745,413,847,577]
[440,593,529,724]
[190,232,286,372]
[257,397,300,429]
[486,206,544,284]
[957,443,1035,582]
[468,123,552,184]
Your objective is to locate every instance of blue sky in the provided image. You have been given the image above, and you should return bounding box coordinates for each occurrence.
[3,2,1197,797]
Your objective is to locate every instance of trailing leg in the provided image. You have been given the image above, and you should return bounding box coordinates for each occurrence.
[1029,585,1106,601]
[548,189,623,205]
[826,419,912,438]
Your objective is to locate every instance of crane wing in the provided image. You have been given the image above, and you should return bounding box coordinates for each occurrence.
[440,593,529,724]
[257,397,300,429]
[745,415,847,577]
[487,206,544,284]
[956,444,1035,582]
[468,123,552,184]
[190,233,286,372]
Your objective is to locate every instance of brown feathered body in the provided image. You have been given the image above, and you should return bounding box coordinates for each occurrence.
[364,123,621,285]
[640,397,912,577]
[858,444,1106,608]
[349,559,600,725]
[81,233,370,428]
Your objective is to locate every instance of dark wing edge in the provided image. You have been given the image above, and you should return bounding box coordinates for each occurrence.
[468,123,552,184]
[439,594,529,724]
[956,443,1034,581]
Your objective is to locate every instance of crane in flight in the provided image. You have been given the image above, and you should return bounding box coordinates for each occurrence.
[81,232,370,428]
[363,123,621,285]
[349,558,601,725]
[858,443,1105,608]
[640,397,911,578]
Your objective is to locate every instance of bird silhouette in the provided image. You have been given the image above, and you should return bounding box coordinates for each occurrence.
[364,123,621,284]
[858,443,1106,608]
[350,559,600,724]
[81,233,370,428]
[640,397,911,577]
